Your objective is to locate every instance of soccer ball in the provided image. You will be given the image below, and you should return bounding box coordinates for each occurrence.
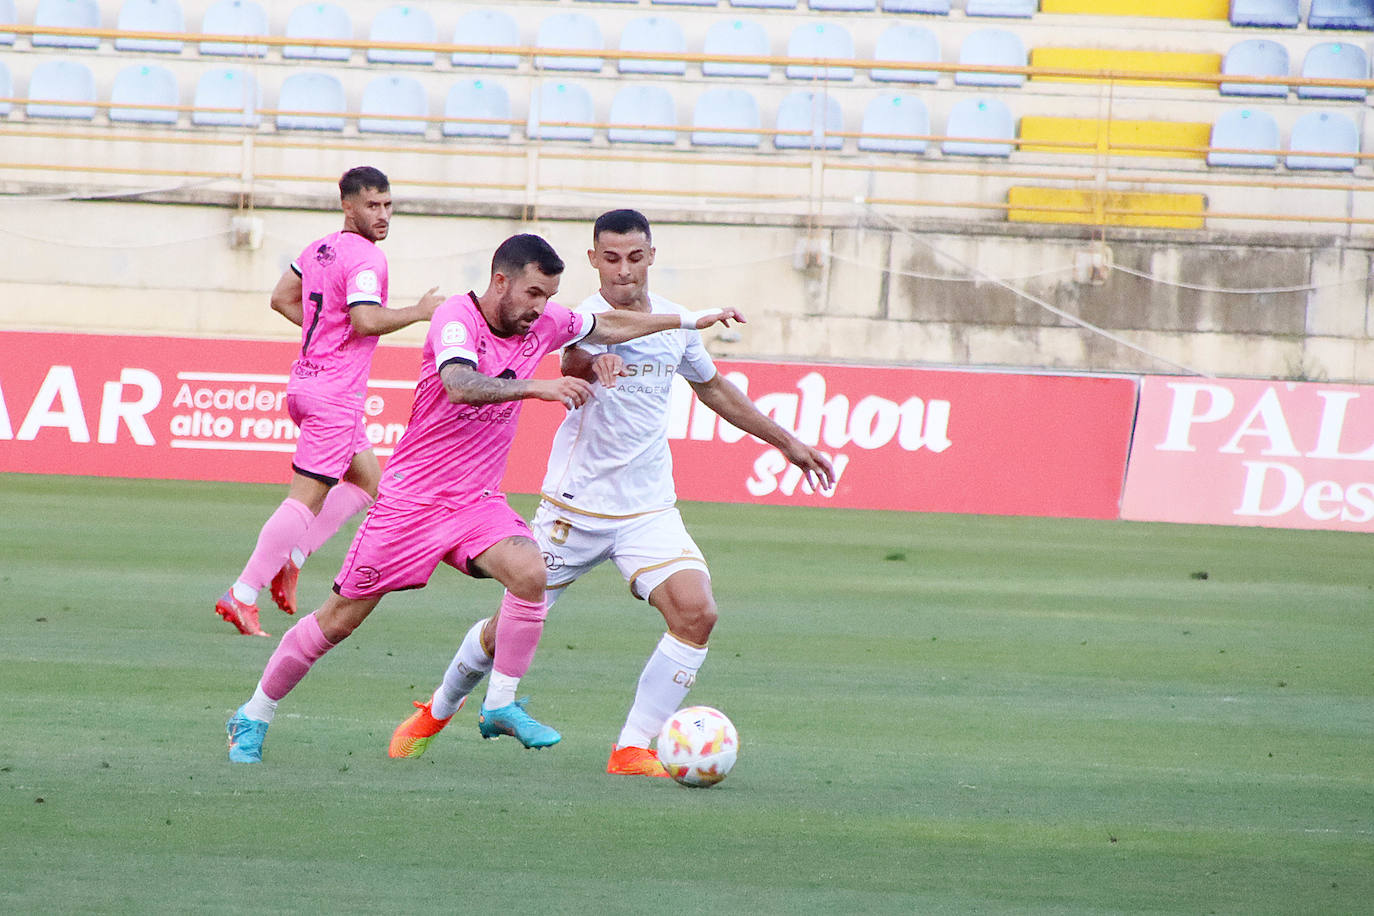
[657,706,738,788]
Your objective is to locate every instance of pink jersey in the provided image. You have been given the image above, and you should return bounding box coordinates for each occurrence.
[287,230,389,403]
[379,292,592,505]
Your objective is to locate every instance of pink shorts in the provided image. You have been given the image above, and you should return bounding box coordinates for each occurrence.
[334,493,532,598]
[288,391,372,485]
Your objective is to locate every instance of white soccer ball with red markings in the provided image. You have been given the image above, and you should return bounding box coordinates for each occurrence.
[657,705,739,788]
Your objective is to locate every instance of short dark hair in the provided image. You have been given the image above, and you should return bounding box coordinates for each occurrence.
[492,234,565,278]
[339,166,389,199]
[593,209,652,244]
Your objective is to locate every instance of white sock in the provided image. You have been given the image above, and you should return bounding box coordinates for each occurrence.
[432,618,493,719]
[483,672,519,710]
[241,684,278,724]
[619,633,708,749]
[231,581,258,605]
[290,547,307,568]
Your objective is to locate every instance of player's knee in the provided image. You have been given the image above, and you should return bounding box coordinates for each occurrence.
[505,562,548,603]
[671,596,717,645]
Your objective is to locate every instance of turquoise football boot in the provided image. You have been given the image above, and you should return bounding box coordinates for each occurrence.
[477,697,561,748]
[226,705,269,763]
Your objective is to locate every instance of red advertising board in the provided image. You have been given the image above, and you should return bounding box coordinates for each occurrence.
[1122,376,1374,533]
[0,331,1138,519]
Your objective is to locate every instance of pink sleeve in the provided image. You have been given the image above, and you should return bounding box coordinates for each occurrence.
[541,302,593,352]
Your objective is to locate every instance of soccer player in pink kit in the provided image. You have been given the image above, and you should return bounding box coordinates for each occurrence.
[214,166,443,638]
[226,233,743,762]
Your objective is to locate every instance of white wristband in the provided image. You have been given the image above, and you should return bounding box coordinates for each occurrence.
[680,309,722,329]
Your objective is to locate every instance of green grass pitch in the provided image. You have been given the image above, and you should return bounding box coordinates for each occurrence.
[1,473,1370,914]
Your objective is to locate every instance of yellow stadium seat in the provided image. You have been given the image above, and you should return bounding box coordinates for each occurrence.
[1040,0,1228,17]
[1008,187,1206,229]
[1019,117,1211,159]
[1030,48,1221,88]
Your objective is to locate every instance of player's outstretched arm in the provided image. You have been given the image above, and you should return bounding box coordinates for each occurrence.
[349,286,445,337]
[270,269,305,327]
[690,374,836,491]
[441,363,594,410]
[584,307,745,346]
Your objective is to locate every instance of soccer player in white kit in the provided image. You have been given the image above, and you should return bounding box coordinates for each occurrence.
[389,210,834,775]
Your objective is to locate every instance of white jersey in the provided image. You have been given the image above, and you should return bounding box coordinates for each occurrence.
[540,291,717,518]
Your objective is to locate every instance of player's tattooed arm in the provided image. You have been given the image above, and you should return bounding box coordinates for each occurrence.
[441,362,594,410]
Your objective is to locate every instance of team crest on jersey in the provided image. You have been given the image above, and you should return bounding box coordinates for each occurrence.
[313,243,337,266]
[441,322,468,346]
[356,269,379,294]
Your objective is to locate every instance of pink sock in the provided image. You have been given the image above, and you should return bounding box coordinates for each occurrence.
[259,612,336,701]
[491,592,548,679]
[238,498,313,591]
[297,482,372,559]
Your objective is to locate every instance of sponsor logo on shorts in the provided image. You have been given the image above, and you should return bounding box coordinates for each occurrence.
[352,565,381,590]
[541,551,565,571]
[549,519,572,545]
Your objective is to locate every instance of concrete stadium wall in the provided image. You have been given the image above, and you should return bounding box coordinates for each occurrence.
[2,194,1371,382]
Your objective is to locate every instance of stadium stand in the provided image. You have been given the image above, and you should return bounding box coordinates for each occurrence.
[26,58,97,119]
[535,11,604,72]
[358,74,427,134]
[1042,0,1226,15]
[956,28,1027,87]
[774,90,843,150]
[0,0,14,45]
[1030,47,1221,88]
[882,0,950,11]
[1297,43,1368,101]
[528,80,595,141]
[1219,39,1289,97]
[943,96,1016,157]
[1020,116,1210,160]
[283,2,352,62]
[199,0,267,58]
[701,18,770,78]
[618,16,686,75]
[857,93,929,153]
[1286,110,1359,170]
[114,0,185,53]
[810,0,877,10]
[190,66,259,127]
[871,24,940,83]
[691,87,762,147]
[728,0,798,9]
[608,84,677,143]
[966,0,1038,17]
[1007,187,1205,229]
[366,4,435,65]
[451,9,519,69]
[1307,0,1374,30]
[442,78,512,138]
[275,70,346,131]
[1206,108,1280,168]
[109,62,179,123]
[785,22,854,81]
[33,0,100,49]
[1229,0,1300,26]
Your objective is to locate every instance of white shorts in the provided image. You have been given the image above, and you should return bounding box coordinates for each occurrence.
[532,500,710,603]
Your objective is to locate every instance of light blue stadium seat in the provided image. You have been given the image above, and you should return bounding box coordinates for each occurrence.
[608,85,677,144]
[26,59,96,119]
[810,0,876,10]
[34,0,100,49]
[702,19,770,78]
[0,0,14,46]
[651,0,716,7]
[284,3,352,61]
[110,63,178,123]
[359,75,427,134]
[967,0,1038,17]
[775,90,843,150]
[191,67,260,126]
[443,78,511,138]
[1298,42,1367,101]
[368,5,436,65]
[872,24,940,83]
[956,29,1026,88]
[529,81,595,141]
[576,0,635,4]
[729,0,797,8]
[1220,39,1288,97]
[786,23,855,81]
[275,71,346,131]
[1308,0,1374,30]
[859,93,930,153]
[943,96,1015,157]
[620,16,686,75]
[1229,0,1299,27]
[883,0,950,11]
[691,88,761,147]
[0,60,10,114]
[1287,110,1359,170]
[536,12,604,72]
[452,9,518,69]
[115,0,184,53]
[1207,108,1279,167]
[200,0,267,57]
